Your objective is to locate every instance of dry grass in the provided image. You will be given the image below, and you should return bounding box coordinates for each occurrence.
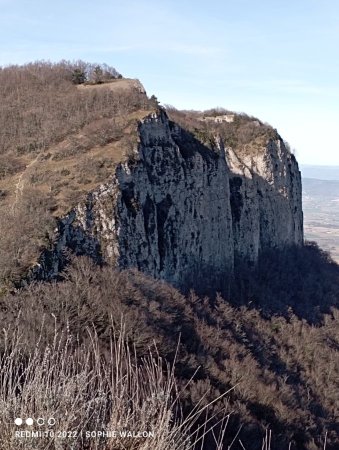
[77,78,145,94]
[0,111,151,216]
[0,318,329,450]
[1,253,337,449]
[0,61,153,216]
[0,321,229,450]
[0,62,156,286]
[165,106,277,156]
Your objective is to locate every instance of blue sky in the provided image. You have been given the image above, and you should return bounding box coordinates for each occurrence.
[0,0,338,165]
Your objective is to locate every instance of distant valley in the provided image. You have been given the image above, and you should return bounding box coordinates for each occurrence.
[301,165,339,263]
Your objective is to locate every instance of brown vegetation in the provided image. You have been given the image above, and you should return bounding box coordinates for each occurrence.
[0,188,55,288]
[0,62,338,449]
[165,106,278,153]
[0,324,228,450]
[0,61,154,287]
[1,244,338,449]
[0,60,150,179]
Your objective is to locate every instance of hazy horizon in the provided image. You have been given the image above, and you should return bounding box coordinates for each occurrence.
[301,164,339,181]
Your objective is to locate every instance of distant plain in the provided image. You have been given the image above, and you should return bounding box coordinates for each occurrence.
[301,165,339,263]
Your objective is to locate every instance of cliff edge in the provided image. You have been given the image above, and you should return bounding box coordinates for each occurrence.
[32,109,303,292]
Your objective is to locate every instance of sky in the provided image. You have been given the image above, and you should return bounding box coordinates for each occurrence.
[0,0,338,165]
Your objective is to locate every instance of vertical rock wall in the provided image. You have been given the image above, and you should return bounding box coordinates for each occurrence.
[226,138,303,262]
[32,110,303,292]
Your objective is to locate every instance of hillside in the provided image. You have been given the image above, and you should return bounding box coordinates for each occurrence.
[0,62,155,285]
[0,63,151,215]
[2,250,339,450]
[0,62,303,292]
[0,62,338,450]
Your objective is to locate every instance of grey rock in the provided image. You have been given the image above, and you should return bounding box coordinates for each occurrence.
[31,110,303,292]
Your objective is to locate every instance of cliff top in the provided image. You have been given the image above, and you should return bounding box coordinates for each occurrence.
[0,63,155,217]
[0,62,283,217]
[165,106,280,157]
[0,61,290,279]
[76,77,146,94]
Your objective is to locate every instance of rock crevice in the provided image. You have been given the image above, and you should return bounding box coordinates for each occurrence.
[31,110,303,292]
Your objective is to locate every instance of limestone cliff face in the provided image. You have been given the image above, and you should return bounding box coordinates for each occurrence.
[32,110,303,291]
[226,138,303,262]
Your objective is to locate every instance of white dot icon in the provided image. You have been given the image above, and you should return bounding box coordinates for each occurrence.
[14,418,23,426]
[48,418,56,426]
[26,418,34,426]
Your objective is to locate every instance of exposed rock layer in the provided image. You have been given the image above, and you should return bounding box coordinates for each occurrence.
[32,110,303,291]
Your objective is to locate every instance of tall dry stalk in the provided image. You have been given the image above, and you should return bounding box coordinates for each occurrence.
[0,321,228,450]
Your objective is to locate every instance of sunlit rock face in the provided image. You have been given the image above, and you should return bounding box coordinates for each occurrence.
[31,110,303,292]
[226,139,303,263]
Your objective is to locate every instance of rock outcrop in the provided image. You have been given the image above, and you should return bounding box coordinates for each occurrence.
[31,109,303,292]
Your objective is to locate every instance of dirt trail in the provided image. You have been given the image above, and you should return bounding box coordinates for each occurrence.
[77,78,146,94]
[12,155,40,208]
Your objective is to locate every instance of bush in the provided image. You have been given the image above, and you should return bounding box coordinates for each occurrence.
[0,188,55,288]
[1,253,338,449]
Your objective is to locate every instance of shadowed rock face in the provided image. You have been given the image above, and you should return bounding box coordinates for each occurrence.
[31,110,303,293]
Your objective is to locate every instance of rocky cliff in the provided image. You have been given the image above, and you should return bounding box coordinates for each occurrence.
[31,109,303,292]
